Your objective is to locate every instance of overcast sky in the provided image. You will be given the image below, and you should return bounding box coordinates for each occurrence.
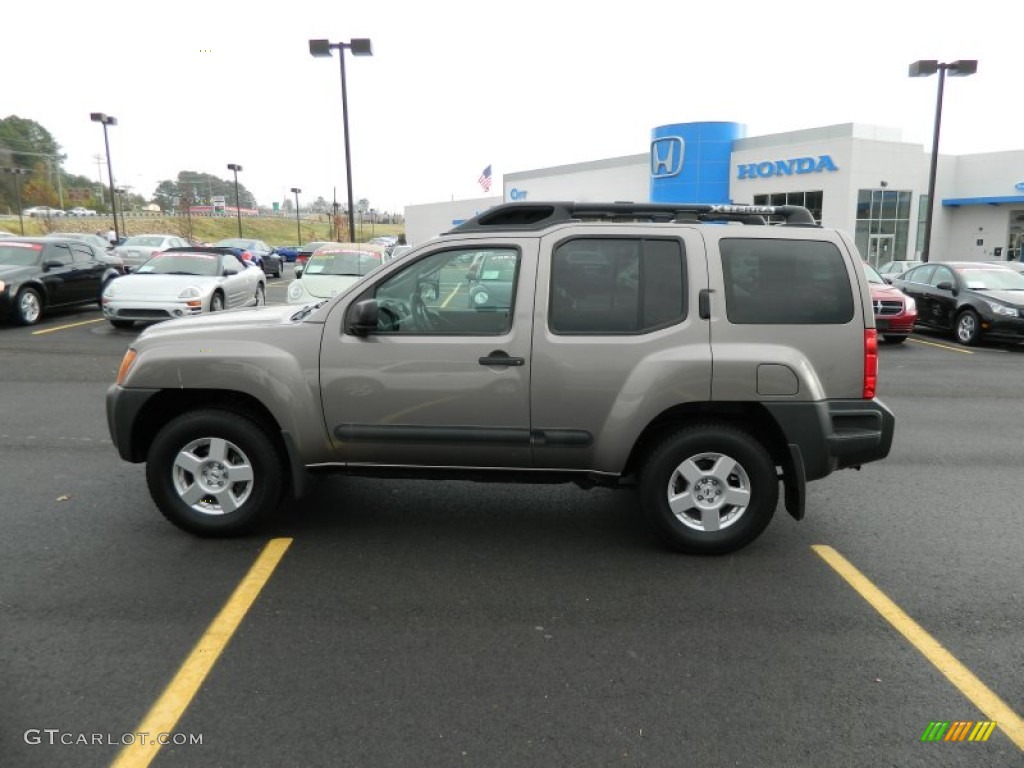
[3,0,1015,213]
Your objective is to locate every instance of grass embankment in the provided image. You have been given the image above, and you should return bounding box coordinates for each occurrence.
[0,215,403,247]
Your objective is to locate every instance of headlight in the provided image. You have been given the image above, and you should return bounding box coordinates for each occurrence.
[473,290,489,305]
[985,300,1017,316]
[904,296,916,312]
[178,286,201,299]
[288,282,305,300]
[103,283,116,298]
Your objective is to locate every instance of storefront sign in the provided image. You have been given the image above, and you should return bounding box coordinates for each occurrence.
[736,155,839,180]
[650,137,685,178]
[1015,181,1024,192]
[509,188,529,201]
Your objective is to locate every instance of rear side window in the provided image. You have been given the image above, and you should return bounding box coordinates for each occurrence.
[550,238,686,334]
[721,238,854,324]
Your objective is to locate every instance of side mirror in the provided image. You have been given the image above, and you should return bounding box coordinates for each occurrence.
[346,299,379,336]
[936,281,955,292]
[294,266,303,279]
[223,268,238,276]
[42,260,63,271]
[418,279,439,302]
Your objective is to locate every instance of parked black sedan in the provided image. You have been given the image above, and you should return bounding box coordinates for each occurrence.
[892,261,1024,346]
[0,237,122,325]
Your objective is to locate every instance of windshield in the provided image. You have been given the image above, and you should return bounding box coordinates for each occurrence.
[0,242,43,266]
[124,236,166,247]
[862,262,885,285]
[135,252,221,276]
[304,249,382,277]
[957,267,1024,291]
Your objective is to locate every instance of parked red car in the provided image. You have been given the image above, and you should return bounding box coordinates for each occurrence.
[864,262,917,343]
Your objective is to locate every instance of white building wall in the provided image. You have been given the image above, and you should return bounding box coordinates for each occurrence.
[503,155,649,205]
[404,196,502,246]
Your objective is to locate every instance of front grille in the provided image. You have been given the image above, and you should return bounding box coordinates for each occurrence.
[117,309,173,319]
[874,299,903,316]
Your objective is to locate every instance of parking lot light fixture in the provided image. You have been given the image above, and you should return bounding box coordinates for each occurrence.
[227,164,244,237]
[309,37,373,243]
[90,112,119,242]
[909,59,977,262]
[2,168,30,234]
[290,188,302,245]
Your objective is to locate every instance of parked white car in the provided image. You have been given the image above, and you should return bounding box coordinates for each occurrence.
[287,243,386,304]
[102,247,266,328]
[112,234,191,269]
[66,207,97,216]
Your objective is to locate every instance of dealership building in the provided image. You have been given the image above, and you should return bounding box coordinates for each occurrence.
[405,121,1024,266]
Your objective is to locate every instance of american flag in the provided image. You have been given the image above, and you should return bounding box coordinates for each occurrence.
[478,165,492,192]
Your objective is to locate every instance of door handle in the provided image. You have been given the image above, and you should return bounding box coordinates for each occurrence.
[699,288,713,319]
[479,351,524,367]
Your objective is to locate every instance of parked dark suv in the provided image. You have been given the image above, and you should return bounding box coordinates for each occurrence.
[107,202,894,554]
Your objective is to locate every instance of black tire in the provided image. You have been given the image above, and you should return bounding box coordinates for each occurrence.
[13,287,43,326]
[955,310,981,346]
[210,291,225,312]
[255,283,266,306]
[640,424,778,554]
[145,409,284,536]
[110,319,134,329]
[884,335,908,344]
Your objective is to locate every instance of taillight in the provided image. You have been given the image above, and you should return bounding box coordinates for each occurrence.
[863,329,878,398]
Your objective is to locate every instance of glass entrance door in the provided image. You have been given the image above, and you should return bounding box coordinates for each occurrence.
[867,234,895,267]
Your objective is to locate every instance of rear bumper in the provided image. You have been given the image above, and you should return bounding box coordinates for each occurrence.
[764,398,895,482]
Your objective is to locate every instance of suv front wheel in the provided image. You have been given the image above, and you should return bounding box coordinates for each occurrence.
[640,424,778,554]
[146,409,284,536]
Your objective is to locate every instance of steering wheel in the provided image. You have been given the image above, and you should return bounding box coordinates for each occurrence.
[411,291,439,331]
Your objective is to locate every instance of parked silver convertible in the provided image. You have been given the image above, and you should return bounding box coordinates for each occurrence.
[101,247,266,329]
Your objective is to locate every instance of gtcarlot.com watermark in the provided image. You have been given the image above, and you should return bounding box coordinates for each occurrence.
[24,729,202,747]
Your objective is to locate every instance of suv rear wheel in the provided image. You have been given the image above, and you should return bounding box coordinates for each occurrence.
[146,409,284,536]
[640,424,778,554]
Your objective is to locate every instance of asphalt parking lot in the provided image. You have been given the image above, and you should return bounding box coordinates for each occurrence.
[1,279,1021,767]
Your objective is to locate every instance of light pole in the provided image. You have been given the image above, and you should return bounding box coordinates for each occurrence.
[114,186,128,237]
[290,187,302,244]
[309,37,373,243]
[90,112,119,242]
[227,163,243,237]
[909,59,977,262]
[2,167,30,234]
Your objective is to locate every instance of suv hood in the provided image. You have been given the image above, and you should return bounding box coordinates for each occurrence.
[868,283,905,299]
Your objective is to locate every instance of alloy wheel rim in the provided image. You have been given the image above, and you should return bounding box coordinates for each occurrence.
[666,451,751,532]
[171,436,254,516]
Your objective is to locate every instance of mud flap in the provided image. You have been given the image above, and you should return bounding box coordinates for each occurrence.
[784,443,806,521]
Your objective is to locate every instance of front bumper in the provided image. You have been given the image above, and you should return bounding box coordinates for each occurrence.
[103,297,206,322]
[980,313,1024,341]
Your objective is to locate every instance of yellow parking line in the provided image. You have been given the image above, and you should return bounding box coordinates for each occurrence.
[441,282,462,308]
[31,318,105,335]
[112,538,293,768]
[908,337,974,354]
[813,545,1023,751]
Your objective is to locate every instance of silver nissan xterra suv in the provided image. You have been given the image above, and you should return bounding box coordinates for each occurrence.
[107,202,895,554]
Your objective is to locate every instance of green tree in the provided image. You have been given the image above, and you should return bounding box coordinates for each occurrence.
[151,171,257,211]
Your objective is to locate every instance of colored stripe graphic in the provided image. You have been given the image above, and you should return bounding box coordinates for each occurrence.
[921,721,996,742]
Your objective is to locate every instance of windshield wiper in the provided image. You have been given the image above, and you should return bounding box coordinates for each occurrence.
[290,300,329,321]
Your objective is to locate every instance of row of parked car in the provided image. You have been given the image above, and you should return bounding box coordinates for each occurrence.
[21,206,98,218]
[869,258,1024,346]
[0,230,300,327]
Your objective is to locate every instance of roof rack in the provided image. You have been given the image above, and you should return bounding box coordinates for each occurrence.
[446,202,819,233]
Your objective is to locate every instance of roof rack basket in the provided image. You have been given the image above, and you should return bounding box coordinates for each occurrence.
[447,202,818,233]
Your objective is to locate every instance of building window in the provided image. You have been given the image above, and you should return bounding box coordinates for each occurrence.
[752,191,822,223]
[854,189,912,266]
